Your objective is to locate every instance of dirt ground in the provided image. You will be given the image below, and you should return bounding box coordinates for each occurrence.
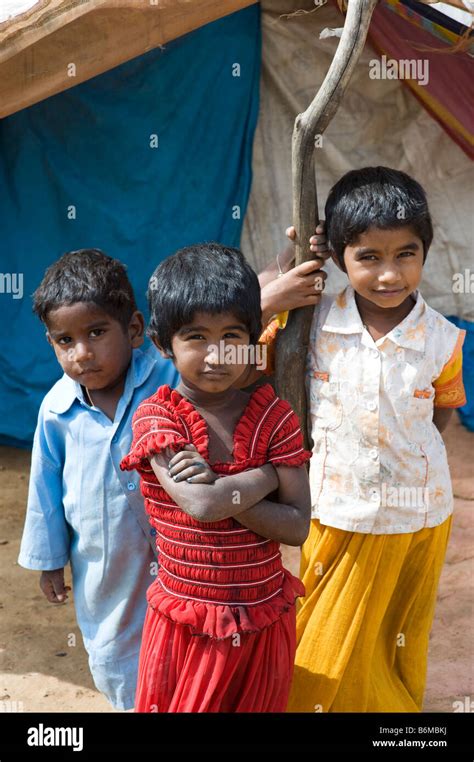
[0,415,472,713]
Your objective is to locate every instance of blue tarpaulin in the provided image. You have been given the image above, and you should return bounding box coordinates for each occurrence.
[0,6,261,447]
[447,316,474,432]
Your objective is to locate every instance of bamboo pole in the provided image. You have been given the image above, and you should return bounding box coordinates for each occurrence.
[274,0,378,450]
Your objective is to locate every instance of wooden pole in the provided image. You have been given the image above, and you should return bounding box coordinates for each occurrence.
[274,0,378,450]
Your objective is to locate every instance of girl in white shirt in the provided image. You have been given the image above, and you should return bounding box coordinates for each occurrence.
[287,166,466,712]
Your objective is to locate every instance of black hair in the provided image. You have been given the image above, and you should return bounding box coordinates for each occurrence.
[147,242,262,353]
[33,248,138,329]
[324,166,433,271]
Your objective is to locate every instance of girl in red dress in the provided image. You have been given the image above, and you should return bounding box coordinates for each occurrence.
[121,242,312,712]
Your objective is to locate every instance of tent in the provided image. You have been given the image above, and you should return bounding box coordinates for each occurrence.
[0,1,261,447]
[0,1,257,118]
[0,0,472,447]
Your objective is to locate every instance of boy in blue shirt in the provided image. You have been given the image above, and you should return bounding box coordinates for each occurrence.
[18,249,179,710]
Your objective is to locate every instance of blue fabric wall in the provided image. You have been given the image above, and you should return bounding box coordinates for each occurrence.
[447,316,474,432]
[0,6,261,447]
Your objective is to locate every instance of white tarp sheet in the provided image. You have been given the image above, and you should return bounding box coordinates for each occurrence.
[0,1,39,24]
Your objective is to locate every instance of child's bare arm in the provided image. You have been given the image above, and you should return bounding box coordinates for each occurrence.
[261,261,327,326]
[39,568,71,604]
[235,465,311,546]
[260,224,330,326]
[149,452,279,522]
[258,241,294,289]
[433,407,454,433]
[232,225,330,390]
[258,223,329,288]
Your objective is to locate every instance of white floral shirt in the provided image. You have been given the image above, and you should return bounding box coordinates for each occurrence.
[307,285,466,534]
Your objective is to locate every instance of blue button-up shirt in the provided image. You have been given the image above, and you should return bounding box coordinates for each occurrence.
[18,346,179,709]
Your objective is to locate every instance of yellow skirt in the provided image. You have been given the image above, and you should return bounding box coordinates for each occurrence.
[287,516,452,713]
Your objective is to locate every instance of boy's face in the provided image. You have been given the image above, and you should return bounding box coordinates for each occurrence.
[46,302,144,391]
[340,226,424,310]
[156,311,251,393]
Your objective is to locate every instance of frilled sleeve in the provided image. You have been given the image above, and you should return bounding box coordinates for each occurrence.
[267,402,312,467]
[120,385,189,472]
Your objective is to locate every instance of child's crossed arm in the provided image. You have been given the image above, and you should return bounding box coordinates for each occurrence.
[149,446,310,547]
[234,464,311,546]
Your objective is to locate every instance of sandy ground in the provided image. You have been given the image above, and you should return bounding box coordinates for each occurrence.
[0,415,472,713]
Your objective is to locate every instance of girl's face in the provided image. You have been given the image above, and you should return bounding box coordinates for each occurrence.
[339,226,424,311]
[166,311,252,392]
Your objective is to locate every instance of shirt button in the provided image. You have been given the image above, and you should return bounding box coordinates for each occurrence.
[371,348,379,357]
[127,482,137,491]
[370,489,379,501]
[369,449,378,459]
[150,528,157,537]
[367,401,377,412]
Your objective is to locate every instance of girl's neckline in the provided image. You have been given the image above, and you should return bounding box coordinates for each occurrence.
[356,291,417,340]
[167,384,271,468]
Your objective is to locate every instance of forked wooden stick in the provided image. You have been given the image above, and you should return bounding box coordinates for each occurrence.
[274,0,378,450]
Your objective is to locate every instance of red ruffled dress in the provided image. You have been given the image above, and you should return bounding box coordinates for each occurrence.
[120,383,311,712]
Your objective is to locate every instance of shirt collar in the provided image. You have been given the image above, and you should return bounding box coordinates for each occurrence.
[322,285,427,352]
[321,285,364,335]
[47,345,157,415]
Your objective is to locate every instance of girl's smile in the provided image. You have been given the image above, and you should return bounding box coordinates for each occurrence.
[372,287,407,297]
